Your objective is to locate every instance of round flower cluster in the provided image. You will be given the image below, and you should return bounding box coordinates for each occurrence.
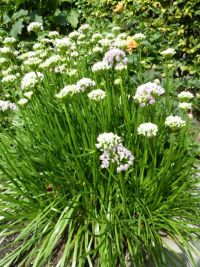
[54,64,67,74]
[39,55,61,69]
[88,89,106,101]
[2,74,17,84]
[132,33,146,40]
[55,84,79,99]
[48,31,59,39]
[138,123,158,137]
[92,46,103,54]
[54,37,71,50]
[0,57,8,64]
[0,46,12,55]
[92,61,110,72]
[178,102,192,111]
[21,71,44,90]
[91,33,102,43]
[76,77,96,92]
[178,91,194,102]
[3,37,16,46]
[134,82,165,106]
[92,48,127,73]
[78,24,91,33]
[110,39,127,49]
[68,31,80,40]
[0,100,17,112]
[96,133,122,151]
[18,98,28,106]
[165,116,186,130]
[96,133,134,173]
[160,48,176,58]
[98,38,112,48]
[103,48,127,67]
[27,22,43,33]
[18,51,37,61]
[23,57,42,68]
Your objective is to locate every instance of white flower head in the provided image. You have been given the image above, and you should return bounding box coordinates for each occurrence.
[98,38,112,47]
[23,57,42,67]
[92,46,103,53]
[48,31,59,38]
[132,33,146,40]
[178,91,194,101]
[96,133,121,151]
[54,37,71,50]
[165,115,186,130]
[33,42,44,50]
[115,63,127,71]
[114,78,122,85]
[27,22,43,33]
[2,74,17,84]
[21,71,44,90]
[0,100,17,112]
[0,57,8,64]
[110,39,127,49]
[68,31,80,39]
[96,133,134,172]
[18,98,28,106]
[76,77,96,92]
[178,102,192,111]
[55,84,79,99]
[160,48,176,58]
[24,91,33,100]
[88,89,106,101]
[68,69,77,77]
[103,48,127,67]
[3,37,16,46]
[134,82,165,106]
[91,33,103,42]
[78,24,91,33]
[0,46,12,55]
[39,55,61,69]
[92,61,111,72]
[138,123,158,137]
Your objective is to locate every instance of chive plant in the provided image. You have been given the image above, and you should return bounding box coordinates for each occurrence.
[0,23,199,267]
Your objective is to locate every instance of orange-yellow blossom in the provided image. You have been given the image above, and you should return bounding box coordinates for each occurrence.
[126,37,138,53]
[114,2,124,13]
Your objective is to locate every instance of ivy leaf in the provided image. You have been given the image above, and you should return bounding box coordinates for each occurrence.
[3,14,12,25]
[12,9,28,20]
[66,9,79,28]
[10,19,24,37]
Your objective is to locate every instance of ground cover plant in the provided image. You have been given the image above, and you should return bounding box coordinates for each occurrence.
[0,23,200,266]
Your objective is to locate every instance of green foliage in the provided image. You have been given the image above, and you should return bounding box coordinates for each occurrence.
[0,0,80,38]
[0,26,200,266]
[79,0,200,77]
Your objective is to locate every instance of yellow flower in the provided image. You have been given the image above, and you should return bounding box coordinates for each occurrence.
[114,2,124,13]
[126,37,138,53]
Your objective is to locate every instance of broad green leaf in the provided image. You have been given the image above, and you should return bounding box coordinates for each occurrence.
[3,14,12,24]
[66,9,79,28]
[10,19,24,37]
[12,9,28,20]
